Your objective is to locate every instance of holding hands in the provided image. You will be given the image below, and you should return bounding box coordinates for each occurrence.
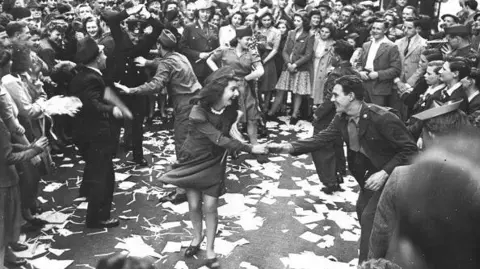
[114,82,132,94]
[251,143,269,155]
[267,143,293,154]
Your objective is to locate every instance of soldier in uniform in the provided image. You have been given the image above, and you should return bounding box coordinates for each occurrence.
[102,3,164,166]
[180,0,219,85]
[442,25,475,59]
[269,76,418,262]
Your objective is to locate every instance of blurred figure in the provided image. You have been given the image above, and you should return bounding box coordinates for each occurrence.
[96,253,154,269]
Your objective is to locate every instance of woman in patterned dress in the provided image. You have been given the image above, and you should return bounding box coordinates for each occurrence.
[159,68,268,268]
[267,12,314,125]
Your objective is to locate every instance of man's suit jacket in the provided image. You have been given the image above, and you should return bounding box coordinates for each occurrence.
[70,67,114,142]
[468,93,480,115]
[291,102,418,175]
[180,21,219,80]
[395,34,427,86]
[360,40,402,96]
[431,84,468,112]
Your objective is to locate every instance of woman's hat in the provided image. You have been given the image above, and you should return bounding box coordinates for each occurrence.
[235,26,253,39]
[195,0,213,10]
[165,9,180,21]
[412,100,463,121]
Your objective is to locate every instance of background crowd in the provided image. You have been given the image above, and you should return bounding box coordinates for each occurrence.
[1,0,480,267]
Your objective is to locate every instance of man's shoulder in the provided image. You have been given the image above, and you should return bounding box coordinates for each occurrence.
[365,103,401,120]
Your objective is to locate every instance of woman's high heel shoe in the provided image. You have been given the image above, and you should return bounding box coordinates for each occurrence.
[184,236,204,257]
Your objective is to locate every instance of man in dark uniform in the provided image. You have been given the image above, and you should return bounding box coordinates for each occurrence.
[442,25,475,59]
[103,3,163,166]
[70,37,126,228]
[335,5,357,41]
[311,40,356,194]
[269,76,418,262]
[115,29,202,204]
[180,0,219,85]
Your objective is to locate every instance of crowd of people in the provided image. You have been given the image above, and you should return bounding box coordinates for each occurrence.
[1,0,480,267]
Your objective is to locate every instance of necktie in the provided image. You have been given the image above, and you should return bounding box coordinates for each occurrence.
[347,118,360,152]
[404,37,411,56]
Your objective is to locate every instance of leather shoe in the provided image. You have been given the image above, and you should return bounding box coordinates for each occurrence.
[321,184,341,195]
[5,257,27,267]
[159,191,187,205]
[133,158,148,167]
[86,217,120,228]
[9,242,28,252]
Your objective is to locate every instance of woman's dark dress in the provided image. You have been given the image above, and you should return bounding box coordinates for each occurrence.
[159,104,250,197]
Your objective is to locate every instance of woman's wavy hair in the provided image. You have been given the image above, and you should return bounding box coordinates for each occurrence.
[293,13,310,32]
[190,67,240,110]
[83,16,103,38]
[258,12,274,28]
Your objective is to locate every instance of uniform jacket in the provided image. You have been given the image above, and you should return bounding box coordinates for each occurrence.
[180,21,219,79]
[336,22,357,41]
[291,102,418,175]
[282,29,314,72]
[69,66,115,142]
[360,40,402,96]
[395,34,427,86]
[432,83,468,112]
[105,10,163,87]
[468,92,480,115]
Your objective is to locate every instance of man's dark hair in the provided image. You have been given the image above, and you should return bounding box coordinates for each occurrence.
[465,0,478,10]
[335,75,365,100]
[6,21,27,38]
[373,18,389,30]
[333,39,354,61]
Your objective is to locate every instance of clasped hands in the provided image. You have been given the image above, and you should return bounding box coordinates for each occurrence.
[251,142,293,155]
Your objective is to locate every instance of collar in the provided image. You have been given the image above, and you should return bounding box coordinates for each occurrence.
[372,36,388,45]
[346,102,364,123]
[87,66,102,76]
[468,90,480,102]
[425,83,445,96]
[446,82,462,95]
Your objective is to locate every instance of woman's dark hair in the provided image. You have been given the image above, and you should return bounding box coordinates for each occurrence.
[422,48,443,62]
[83,16,103,38]
[320,22,336,39]
[42,20,68,38]
[258,12,274,28]
[383,13,398,26]
[230,11,245,26]
[190,67,240,109]
[334,75,365,100]
[468,68,480,90]
[10,43,31,74]
[448,60,471,81]
[194,6,215,20]
[293,13,310,32]
[276,20,290,34]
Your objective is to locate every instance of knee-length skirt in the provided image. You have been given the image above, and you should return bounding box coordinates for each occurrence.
[275,70,312,95]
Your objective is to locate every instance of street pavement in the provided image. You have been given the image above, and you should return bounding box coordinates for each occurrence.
[12,117,361,269]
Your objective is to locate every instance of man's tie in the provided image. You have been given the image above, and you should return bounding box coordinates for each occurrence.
[347,118,360,152]
[404,37,411,56]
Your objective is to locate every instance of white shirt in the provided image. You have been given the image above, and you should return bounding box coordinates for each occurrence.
[424,84,445,96]
[365,36,390,72]
[468,90,480,102]
[445,82,462,96]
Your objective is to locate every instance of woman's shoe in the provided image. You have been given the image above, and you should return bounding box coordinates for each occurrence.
[205,257,220,269]
[290,117,299,125]
[9,242,28,252]
[184,236,204,257]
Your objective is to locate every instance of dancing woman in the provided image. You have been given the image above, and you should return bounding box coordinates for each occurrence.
[159,68,268,268]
